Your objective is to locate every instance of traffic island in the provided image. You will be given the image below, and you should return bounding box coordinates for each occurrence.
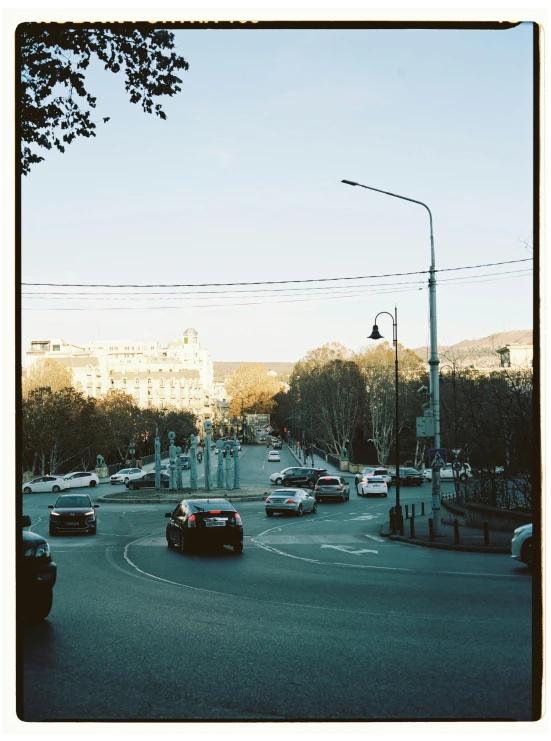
[98,486,269,504]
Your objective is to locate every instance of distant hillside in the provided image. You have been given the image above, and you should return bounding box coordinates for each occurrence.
[214,361,296,382]
[412,330,533,368]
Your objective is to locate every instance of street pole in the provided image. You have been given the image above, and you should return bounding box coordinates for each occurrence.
[310,409,314,467]
[342,179,441,534]
[368,308,401,531]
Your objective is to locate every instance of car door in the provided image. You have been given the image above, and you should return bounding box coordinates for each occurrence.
[141,473,156,488]
[32,477,48,492]
[64,473,80,489]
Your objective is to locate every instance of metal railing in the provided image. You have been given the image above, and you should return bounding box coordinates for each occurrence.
[451,476,531,512]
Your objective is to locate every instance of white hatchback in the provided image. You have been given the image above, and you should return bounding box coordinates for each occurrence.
[63,471,100,488]
[22,475,70,494]
[110,467,143,485]
[267,450,281,462]
[357,476,388,497]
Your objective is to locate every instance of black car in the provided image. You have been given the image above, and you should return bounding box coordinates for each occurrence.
[19,515,57,622]
[127,472,170,490]
[165,498,243,554]
[280,468,328,488]
[390,467,424,486]
[48,492,99,535]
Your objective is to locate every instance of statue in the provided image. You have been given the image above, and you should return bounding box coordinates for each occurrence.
[189,434,198,491]
[341,446,349,461]
[203,420,213,491]
[96,454,105,468]
[95,454,108,478]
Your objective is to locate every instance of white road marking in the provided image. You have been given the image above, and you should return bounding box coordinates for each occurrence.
[320,545,379,556]
[362,533,385,543]
[344,514,381,521]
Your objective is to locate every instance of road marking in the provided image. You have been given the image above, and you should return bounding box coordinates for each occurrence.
[362,533,385,543]
[344,514,381,521]
[320,545,378,556]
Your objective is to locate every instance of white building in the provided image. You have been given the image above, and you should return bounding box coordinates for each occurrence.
[25,328,216,423]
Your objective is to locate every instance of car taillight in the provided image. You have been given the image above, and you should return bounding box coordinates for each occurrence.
[265,497,271,503]
[286,499,295,504]
[210,510,221,514]
[314,485,318,491]
[188,514,196,528]
[337,485,342,490]
[234,513,242,525]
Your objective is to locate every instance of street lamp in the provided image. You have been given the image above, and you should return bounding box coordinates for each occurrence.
[342,179,442,534]
[368,307,402,533]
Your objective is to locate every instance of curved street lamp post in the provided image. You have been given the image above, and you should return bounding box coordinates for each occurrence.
[342,179,442,535]
[368,308,402,533]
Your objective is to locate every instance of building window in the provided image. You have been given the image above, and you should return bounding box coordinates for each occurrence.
[170,378,175,388]
[86,365,92,375]
[148,378,152,388]
[52,345,60,351]
[160,378,165,388]
[134,377,140,387]
[122,378,127,388]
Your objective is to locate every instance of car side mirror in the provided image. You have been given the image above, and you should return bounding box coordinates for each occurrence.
[22,515,31,527]
[48,505,54,509]
[94,504,99,508]
[165,513,171,518]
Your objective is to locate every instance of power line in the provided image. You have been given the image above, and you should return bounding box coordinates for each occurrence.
[21,258,533,289]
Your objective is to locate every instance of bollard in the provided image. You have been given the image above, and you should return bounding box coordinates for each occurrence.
[421,501,425,516]
[453,519,461,544]
[409,516,415,539]
[405,504,409,520]
[428,518,434,542]
[412,503,415,519]
[483,521,490,545]
[398,507,404,536]
[389,507,395,531]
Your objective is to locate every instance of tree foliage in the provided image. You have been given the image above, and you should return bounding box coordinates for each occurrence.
[19,24,189,174]
[225,364,282,419]
[22,358,76,398]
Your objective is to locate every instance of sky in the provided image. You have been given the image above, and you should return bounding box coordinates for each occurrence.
[19,21,535,365]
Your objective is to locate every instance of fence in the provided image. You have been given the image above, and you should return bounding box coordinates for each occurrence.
[453,475,531,512]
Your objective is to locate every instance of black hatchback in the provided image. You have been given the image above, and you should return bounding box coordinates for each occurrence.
[48,492,99,535]
[127,472,170,489]
[165,498,243,554]
[280,468,328,489]
[390,467,424,486]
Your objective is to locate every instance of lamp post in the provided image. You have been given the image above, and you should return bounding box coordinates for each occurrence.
[342,179,441,534]
[368,307,401,532]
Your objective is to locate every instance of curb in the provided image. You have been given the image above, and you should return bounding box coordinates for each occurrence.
[379,524,510,554]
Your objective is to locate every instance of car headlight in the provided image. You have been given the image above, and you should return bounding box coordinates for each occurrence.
[50,511,60,516]
[25,542,51,558]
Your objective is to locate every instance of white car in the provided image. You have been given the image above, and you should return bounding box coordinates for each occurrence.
[22,475,70,494]
[63,471,100,488]
[511,523,533,568]
[354,467,392,487]
[357,476,388,497]
[425,463,472,482]
[110,467,143,485]
[267,450,281,462]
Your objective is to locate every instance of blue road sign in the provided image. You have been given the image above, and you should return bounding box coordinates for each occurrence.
[451,460,463,472]
[428,448,447,468]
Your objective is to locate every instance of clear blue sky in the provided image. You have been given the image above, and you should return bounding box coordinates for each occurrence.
[21,23,534,363]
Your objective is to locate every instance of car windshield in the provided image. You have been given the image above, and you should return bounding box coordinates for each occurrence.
[55,496,91,508]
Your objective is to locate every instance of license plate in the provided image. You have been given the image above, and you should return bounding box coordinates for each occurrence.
[206,521,225,527]
[66,521,79,526]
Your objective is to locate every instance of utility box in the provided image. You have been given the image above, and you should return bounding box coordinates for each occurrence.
[416,416,435,438]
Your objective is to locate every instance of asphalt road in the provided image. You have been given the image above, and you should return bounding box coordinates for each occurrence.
[19,445,535,722]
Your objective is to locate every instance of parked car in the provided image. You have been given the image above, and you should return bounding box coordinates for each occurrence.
[110,467,143,485]
[389,468,424,486]
[127,472,170,490]
[357,476,388,497]
[48,492,99,536]
[63,471,99,489]
[22,475,69,494]
[424,463,472,482]
[265,488,317,517]
[314,476,350,502]
[165,498,243,553]
[19,515,57,622]
[267,450,281,462]
[354,467,392,487]
[280,468,328,489]
[511,523,533,568]
[270,467,307,485]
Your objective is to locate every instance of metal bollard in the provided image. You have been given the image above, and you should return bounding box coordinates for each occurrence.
[453,519,461,544]
[428,518,434,541]
[397,507,404,536]
[421,501,425,516]
[405,504,409,520]
[412,503,415,519]
[389,507,395,531]
[483,521,490,545]
[409,516,415,539]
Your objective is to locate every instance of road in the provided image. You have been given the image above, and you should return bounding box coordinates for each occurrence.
[19,445,534,721]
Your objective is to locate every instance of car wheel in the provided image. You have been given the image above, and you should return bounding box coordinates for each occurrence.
[23,486,31,494]
[180,533,191,554]
[266,510,274,517]
[124,477,130,484]
[296,505,303,517]
[128,483,136,490]
[233,541,244,554]
[521,538,532,568]
[312,502,318,514]
[52,485,60,493]
[162,482,168,489]
[283,480,291,487]
[167,532,175,548]
[275,478,283,485]
[23,588,53,623]
[89,480,96,487]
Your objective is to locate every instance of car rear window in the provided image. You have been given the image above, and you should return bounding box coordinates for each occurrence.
[318,478,340,485]
[190,500,235,513]
[369,477,385,483]
[374,469,388,476]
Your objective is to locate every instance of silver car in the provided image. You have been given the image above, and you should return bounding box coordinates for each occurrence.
[314,476,350,502]
[265,488,317,517]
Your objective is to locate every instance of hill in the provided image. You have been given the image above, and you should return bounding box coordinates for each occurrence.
[412,330,533,368]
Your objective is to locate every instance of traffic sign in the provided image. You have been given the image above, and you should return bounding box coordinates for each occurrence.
[452,449,461,457]
[428,448,447,468]
[451,460,463,472]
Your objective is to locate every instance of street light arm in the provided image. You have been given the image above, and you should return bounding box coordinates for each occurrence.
[373,310,397,344]
[341,179,435,267]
